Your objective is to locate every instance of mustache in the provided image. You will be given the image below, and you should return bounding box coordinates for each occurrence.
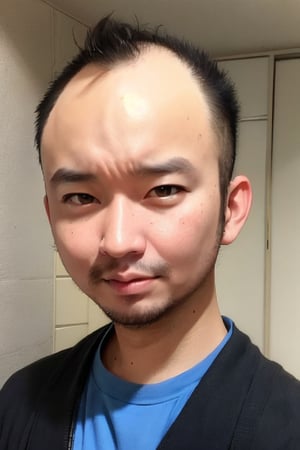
[89,260,170,285]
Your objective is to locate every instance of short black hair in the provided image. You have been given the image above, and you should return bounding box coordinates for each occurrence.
[35,15,239,203]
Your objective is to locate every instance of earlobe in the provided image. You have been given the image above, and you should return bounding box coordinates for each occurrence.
[221,176,252,245]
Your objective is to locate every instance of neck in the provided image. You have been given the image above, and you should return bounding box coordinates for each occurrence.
[102,279,227,384]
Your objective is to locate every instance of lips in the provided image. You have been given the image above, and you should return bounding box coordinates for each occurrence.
[104,274,150,282]
[103,274,158,295]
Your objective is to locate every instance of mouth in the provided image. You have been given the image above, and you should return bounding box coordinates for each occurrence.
[103,275,159,296]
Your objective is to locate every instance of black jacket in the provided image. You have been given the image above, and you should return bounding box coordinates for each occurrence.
[1,324,300,450]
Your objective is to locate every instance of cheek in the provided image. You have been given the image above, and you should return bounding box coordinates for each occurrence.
[151,206,219,263]
[52,220,98,264]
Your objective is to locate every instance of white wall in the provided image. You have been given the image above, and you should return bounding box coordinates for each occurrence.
[0,0,86,387]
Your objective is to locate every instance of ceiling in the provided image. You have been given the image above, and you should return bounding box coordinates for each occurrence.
[45,0,300,57]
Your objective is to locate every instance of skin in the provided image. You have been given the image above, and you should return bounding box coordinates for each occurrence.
[41,47,252,383]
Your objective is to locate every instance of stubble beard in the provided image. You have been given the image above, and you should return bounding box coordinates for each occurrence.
[88,259,172,328]
[87,238,222,329]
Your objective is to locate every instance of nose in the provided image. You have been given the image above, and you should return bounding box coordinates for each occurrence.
[99,196,146,259]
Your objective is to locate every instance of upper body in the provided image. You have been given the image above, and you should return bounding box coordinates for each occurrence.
[1,323,300,450]
[1,15,298,449]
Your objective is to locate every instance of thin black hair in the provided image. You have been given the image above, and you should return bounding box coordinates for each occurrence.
[35,15,239,209]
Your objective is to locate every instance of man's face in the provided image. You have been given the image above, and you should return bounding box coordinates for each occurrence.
[42,48,224,326]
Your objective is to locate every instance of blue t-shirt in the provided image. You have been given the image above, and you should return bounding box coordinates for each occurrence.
[73,318,233,450]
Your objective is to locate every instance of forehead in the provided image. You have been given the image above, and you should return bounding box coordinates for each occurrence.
[41,46,218,173]
[56,46,209,105]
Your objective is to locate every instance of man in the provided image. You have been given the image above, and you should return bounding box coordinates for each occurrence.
[1,16,300,450]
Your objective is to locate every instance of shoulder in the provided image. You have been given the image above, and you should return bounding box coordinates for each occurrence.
[260,355,300,417]
[252,358,300,448]
[231,327,300,448]
[0,325,110,448]
[0,324,110,399]
[232,326,300,409]
[0,348,71,409]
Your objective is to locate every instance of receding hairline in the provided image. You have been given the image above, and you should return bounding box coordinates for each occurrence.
[42,43,221,151]
[51,43,201,98]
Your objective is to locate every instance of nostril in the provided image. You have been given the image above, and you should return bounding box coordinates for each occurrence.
[98,233,146,259]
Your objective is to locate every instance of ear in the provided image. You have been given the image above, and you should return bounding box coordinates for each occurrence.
[221,175,252,245]
[43,195,51,224]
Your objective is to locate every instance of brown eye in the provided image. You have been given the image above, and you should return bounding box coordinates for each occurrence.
[149,185,182,198]
[63,193,96,205]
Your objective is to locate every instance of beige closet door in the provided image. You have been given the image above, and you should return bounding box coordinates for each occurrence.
[270,59,300,378]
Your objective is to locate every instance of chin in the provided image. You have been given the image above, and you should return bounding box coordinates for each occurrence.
[100,301,176,328]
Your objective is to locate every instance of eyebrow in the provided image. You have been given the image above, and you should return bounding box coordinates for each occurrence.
[50,168,97,185]
[49,157,196,185]
[133,157,197,176]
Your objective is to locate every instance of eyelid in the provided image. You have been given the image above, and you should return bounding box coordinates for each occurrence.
[147,184,185,198]
[62,193,98,205]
